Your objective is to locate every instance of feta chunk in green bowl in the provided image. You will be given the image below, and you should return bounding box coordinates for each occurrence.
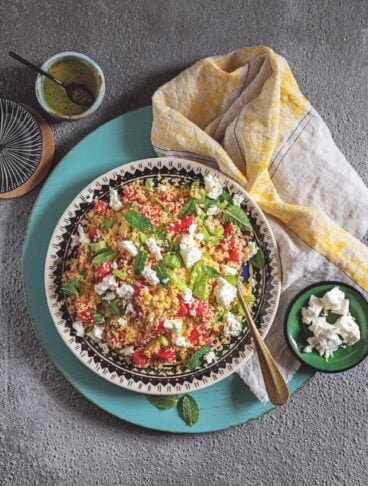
[284,281,368,372]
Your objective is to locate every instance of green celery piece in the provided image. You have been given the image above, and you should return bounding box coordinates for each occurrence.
[224,275,237,286]
[163,253,182,269]
[138,232,147,244]
[169,271,186,291]
[87,241,107,253]
[101,217,116,230]
[113,269,127,280]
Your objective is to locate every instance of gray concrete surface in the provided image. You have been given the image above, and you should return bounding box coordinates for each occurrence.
[1,0,367,484]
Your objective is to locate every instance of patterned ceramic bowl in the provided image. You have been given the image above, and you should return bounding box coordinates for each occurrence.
[45,158,281,394]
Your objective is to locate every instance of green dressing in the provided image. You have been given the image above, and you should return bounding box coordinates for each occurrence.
[41,59,98,116]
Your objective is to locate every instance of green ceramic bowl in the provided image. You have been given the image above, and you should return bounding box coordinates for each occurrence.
[285,281,368,372]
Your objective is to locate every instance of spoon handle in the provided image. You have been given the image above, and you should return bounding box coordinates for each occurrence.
[8,51,65,87]
[237,283,290,406]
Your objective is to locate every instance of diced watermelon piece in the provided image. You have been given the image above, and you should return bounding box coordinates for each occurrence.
[92,200,109,216]
[93,261,112,282]
[133,349,149,367]
[168,214,194,233]
[153,348,177,362]
[177,297,190,317]
[89,226,98,241]
[123,186,139,202]
[76,299,97,323]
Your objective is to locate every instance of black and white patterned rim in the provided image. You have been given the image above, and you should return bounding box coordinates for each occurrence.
[0,98,43,193]
[45,158,281,395]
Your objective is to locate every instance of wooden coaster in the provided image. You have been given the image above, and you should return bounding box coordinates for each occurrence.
[0,100,54,199]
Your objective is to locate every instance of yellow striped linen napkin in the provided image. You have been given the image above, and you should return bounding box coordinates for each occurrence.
[151,46,368,401]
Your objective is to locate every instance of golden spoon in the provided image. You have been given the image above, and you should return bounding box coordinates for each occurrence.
[237,279,290,406]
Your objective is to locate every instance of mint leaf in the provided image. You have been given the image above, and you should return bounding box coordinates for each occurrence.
[223,205,253,232]
[220,189,233,205]
[155,263,170,289]
[93,313,104,323]
[181,198,196,216]
[179,395,199,426]
[186,345,212,370]
[92,248,116,264]
[62,278,79,297]
[249,247,265,269]
[101,217,116,230]
[108,302,121,316]
[53,257,63,267]
[146,395,179,409]
[124,209,153,232]
[133,250,147,275]
[203,265,222,278]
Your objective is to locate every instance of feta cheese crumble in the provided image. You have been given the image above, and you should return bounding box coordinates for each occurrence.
[180,234,202,268]
[116,284,135,300]
[206,206,221,216]
[146,237,163,261]
[94,274,118,296]
[101,291,116,301]
[141,265,160,285]
[223,312,243,337]
[204,174,223,199]
[118,317,128,327]
[232,193,245,207]
[204,351,216,364]
[335,315,360,346]
[119,345,135,356]
[72,321,85,337]
[93,325,105,340]
[214,278,237,307]
[301,286,361,359]
[77,224,90,244]
[173,336,188,347]
[163,318,183,331]
[182,287,194,304]
[120,240,138,257]
[247,241,258,259]
[109,188,123,211]
[223,264,237,276]
[125,303,135,314]
[321,287,349,316]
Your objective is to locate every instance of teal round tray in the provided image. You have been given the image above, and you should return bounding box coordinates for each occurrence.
[23,105,314,433]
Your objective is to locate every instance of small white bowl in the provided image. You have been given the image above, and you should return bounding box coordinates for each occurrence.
[35,51,105,121]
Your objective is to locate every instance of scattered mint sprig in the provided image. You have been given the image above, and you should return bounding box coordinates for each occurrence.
[124,209,153,232]
[133,250,148,275]
[179,395,199,426]
[146,395,179,409]
[223,205,253,232]
[186,345,212,370]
